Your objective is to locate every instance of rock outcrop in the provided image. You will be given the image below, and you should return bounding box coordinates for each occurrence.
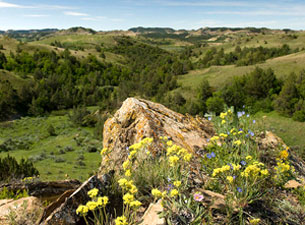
[100,97,214,173]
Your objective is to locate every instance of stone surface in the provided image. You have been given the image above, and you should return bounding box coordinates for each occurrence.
[284,180,302,189]
[0,179,81,201]
[140,200,165,225]
[0,196,43,225]
[199,189,227,211]
[100,97,214,173]
[39,175,105,225]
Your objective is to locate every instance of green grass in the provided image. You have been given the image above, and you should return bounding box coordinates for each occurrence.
[0,111,102,181]
[178,50,305,93]
[255,111,305,156]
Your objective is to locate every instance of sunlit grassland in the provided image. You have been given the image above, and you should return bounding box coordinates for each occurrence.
[0,110,102,181]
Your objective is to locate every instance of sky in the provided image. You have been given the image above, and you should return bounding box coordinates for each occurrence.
[0,0,305,31]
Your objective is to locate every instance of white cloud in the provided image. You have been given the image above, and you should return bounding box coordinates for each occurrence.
[0,1,25,8]
[64,11,89,16]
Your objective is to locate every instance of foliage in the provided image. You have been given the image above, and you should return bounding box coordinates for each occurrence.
[0,155,39,182]
[0,187,29,200]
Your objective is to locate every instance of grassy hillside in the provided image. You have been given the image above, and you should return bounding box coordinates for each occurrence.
[0,110,102,181]
[255,111,305,156]
[178,50,305,96]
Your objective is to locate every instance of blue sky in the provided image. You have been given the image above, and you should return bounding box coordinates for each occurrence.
[0,0,305,31]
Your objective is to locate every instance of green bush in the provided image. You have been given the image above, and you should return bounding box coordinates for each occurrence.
[0,155,39,182]
[292,110,305,122]
[206,95,225,114]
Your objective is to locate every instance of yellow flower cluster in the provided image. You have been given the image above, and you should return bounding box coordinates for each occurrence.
[127,137,153,160]
[220,112,228,119]
[123,193,134,204]
[100,147,110,156]
[118,178,137,193]
[233,140,242,146]
[210,136,220,142]
[241,161,267,178]
[87,188,99,198]
[249,218,261,225]
[170,189,179,197]
[226,176,234,183]
[212,165,231,177]
[279,148,289,160]
[219,133,228,138]
[115,215,128,225]
[97,196,109,207]
[86,201,98,211]
[275,161,290,173]
[151,188,162,198]
[173,180,182,188]
[76,205,89,215]
[166,144,192,166]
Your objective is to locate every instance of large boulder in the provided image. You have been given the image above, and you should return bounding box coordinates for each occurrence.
[100,98,214,173]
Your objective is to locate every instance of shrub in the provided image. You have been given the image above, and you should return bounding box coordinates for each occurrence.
[47,124,56,136]
[292,110,305,122]
[206,95,225,114]
[0,155,39,182]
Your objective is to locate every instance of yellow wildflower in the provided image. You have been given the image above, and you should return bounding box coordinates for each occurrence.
[246,155,253,160]
[219,133,228,138]
[210,136,220,142]
[238,131,243,134]
[129,184,138,194]
[130,200,142,208]
[128,150,137,159]
[97,196,108,207]
[173,180,182,187]
[183,153,192,162]
[125,169,131,177]
[233,140,242,146]
[170,189,179,197]
[151,189,162,198]
[260,169,269,176]
[100,148,108,156]
[250,218,261,225]
[118,178,128,187]
[122,160,130,170]
[87,188,99,198]
[76,205,89,215]
[123,193,134,204]
[86,201,98,211]
[280,150,289,160]
[169,155,180,167]
[115,215,128,225]
[167,140,173,146]
[221,120,226,124]
[220,112,227,119]
[227,176,234,183]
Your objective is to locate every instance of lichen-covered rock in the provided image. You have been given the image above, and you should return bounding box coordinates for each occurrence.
[100,98,214,173]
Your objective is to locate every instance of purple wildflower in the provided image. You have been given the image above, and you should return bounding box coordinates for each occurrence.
[228,163,234,170]
[207,154,212,159]
[211,152,216,158]
[240,161,246,166]
[237,112,243,118]
[253,120,256,124]
[194,193,204,202]
[208,117,212,121]
[237,187,242,193]
[233,175,236,180]
[247,114,250,117]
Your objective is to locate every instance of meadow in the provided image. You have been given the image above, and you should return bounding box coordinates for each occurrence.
[0,109,102,181]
